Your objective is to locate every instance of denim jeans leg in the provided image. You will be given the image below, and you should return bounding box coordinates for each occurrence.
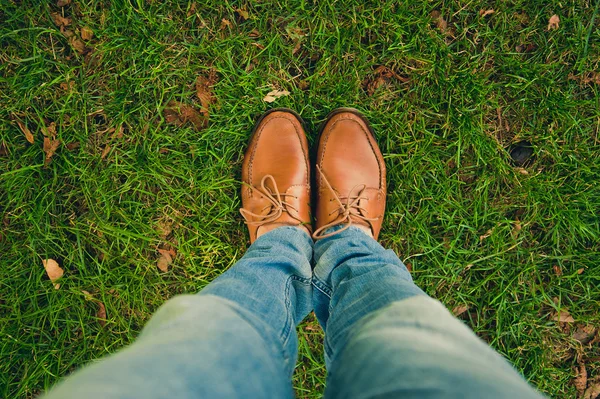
[42,226,313,399]
[313,226,545,399]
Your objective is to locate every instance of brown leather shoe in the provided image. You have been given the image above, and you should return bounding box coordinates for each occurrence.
[240,109,312,243]
[313,108,386,240]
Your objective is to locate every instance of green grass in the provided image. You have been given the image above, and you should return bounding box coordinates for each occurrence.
[1,0,599,397]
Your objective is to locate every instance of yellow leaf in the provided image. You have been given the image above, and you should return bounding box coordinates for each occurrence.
[42,259,64,286]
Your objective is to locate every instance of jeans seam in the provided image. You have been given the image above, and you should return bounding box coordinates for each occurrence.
[311,277,333,298]
[281,274,312,353]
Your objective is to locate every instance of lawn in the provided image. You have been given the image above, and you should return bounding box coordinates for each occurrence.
[1,0,599,398]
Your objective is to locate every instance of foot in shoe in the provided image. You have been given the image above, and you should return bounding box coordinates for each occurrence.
[240,110,312,243]
[314,109,386,240]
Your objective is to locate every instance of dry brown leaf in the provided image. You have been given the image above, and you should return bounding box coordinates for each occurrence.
[16,120,34,144]
[578,268,585,274]
[69,36,88,54]
[512,220,522,239]
[263,89,290,103]
[45,121,57,137]
[0,143,7,157]
[584,376,600,399]
[220,18,232,30]
[81,26,94,40]
[363,65,409,96]
[479,9,495,17]
[548,14,560,30]
[157,250,173,272]
[553,264,563,276]
[236,7,249,20]
[101,145,111,159]
[452,304,469,316]
[42,259,64,289]
[574,325,597,344]
[57,0,71,6]
[195,71,217,120]
[163,100,206,131]
[431,10,450,35]
[575,362,588,396]
[43,137,61,165]
[51,12,71,28]
[555,310,575,323]
[60,81,75,92]
[97,302,107,326]
[515,167,529,175]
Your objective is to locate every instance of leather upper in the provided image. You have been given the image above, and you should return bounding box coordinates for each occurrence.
[241,111,311,242]
[314,110,386,239]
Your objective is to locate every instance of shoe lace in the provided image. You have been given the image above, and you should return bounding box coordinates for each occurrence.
[239,175,301,227]
[312,165,378,239]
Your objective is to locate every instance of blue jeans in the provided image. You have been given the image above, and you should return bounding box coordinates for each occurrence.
[43,227,544,398]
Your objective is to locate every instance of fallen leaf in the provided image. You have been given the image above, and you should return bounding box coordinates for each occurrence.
[452,304,469,316]
[157,250,173,272]
[100,145,111,159]
[298,80,310,91]
[548,14,560,30]
[304,322,320,332]
[51,12,71,28]
[97,302,107,326]
[220,18,231,30]
[515,167,529,175]
[569,72,600,86]
[163,100,206,131]
[578,268,585,274]
[80,26,93,40]
[512,220,522,239]
[574,325,597,344]
[43,137,61,165]
[60,81,75,91]
[16,120,34,143]
[159,248,176,258]
[553,264,563,276]
[69,36,88,54]
[575,362,588,396]
[479,9,495,17]
[0,143,7,157]
[479,228,493,242]
[41,121,56,137]
[263,89,290,103]
[555,310,575,323]
[57,0,71,6]
[157,220,173,238]
[236,7,249,20]
[42,259,64,289]
[195,71,217,119]
[81,290,94,300]
[584,376,600,399]
[430,10,453,36]
[363,65,409,96]
[516,43,537,53]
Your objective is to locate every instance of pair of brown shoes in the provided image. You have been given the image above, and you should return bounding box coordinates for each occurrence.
[240,108,386,243]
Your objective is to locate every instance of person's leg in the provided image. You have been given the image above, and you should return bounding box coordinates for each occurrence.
[313,227,544,399]
[43,227,313,399]
[43,109,316,399]
[312,109,544,399]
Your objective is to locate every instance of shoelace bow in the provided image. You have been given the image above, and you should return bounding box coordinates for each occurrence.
[312,165,378,239]
[239,175,302,228]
